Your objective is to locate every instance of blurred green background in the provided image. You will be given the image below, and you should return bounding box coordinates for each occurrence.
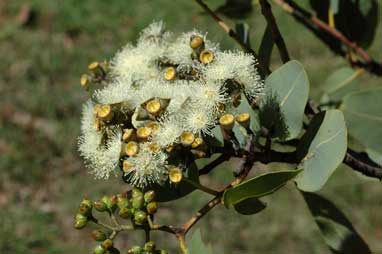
[0,0,381,253]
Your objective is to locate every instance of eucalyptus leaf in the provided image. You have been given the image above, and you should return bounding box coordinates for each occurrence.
[302,192,371,253]
[188,229,211,254]
[321,67,362,102]
[366,149,382,165]
[233,198,267,215]
[235,23,251,48]
[296,110,347,192]
[264,60,310,140]
[223,169,302,207]
[340,89,382,152]
[258,24,274,71]
[215,0,253,19]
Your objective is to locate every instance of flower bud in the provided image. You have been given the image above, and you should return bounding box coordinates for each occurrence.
[144,241,156,252]
[101,239,113,250]
[219,114,235,130]
[78,199,92,216]
[146,202,158,215]
[148,143,161,153]
[236,113,250,128]
[164,67,176,81]
[180,131,195,147]
[191,137,204,149]
[94,200,108,212]
[91,229,107,242]
[97,104,113,121]
[101,195,116,212]
[125,141,139,157]
[136,127,152,140]
[116,193,129,209]
[122,129,135,142]
[169,167,182,183]
[119,207,133,219]
[143,190,155,203]
[88,61,100,71]
[122,160,134,173]
[190,35,204,49]
[200,50,214,64]
[132,188,143,198]
[80,74,90,88]
[128,246,142,254]
[134,210,147,224]
[94,245,106,254]
[132,194,144,209]
[74,213,88,229]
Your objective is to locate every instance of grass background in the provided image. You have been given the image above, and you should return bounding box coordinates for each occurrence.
[0,0,381,253]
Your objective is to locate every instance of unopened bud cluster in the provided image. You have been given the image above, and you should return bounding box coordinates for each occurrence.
[78,21,263,187]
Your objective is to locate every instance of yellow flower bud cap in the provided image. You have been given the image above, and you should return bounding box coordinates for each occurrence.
[80,74,89,87]
[125,141,139,157]
[146,121,160,134]
[146,99,161,115]
[236,113,250,127]
[169,167,182,183]
[190,35,204,49]
[180,131,195,147]
[88,61,100,71]
[219,114,235,130]
[97,104,113,121]
[136,127,152,140]
[148,143,161,153]
[122,129,135,142]
[164,67,176,81]
[93,104,101,115]
[191,137,204,149]
[200,50,214,64]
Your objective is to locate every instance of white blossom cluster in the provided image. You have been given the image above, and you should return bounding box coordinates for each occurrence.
[78,21,263,187]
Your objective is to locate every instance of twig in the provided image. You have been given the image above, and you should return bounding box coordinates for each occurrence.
[193,0,270,75]
[273,0,382,76]
[344,149,382,180]
[198,153,231,175]
[183,178,220,196]
[259,0,290,63]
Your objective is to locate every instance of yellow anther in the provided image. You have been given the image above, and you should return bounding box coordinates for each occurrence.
[219,114,235,130]
[122,129,135,142]
[236,113,250,128]
[146,99,161,115]
[200,50,214,64]
[191,137,204,149]
[136,127,152,140]
[180,131,195,147]
[122,160,134,173]
[125,141,139,157]
[164,67,176,81]
[80,74,89,87]
[97,104,113,121]
[169,167,182,183]
[190,35,204,49]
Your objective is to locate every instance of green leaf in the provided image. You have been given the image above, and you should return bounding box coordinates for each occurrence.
[321,67,363,102]
[233,198,267,215]
[234,95,260,146]
[310,0,379,48]
[264,60,310,140]
[215,0,253,19]
[223,169,302,207]
[366,148,382,165]
[340,89,382,152]
[296,110,347,192]
[258,25,274,71]
[188,229,211,254]
[302,192,371,253]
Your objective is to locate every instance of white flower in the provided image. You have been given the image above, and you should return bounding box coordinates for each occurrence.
[78,101,122,179]
[124,143,168,187]
[182,106,216,135]
[153,116,183,147]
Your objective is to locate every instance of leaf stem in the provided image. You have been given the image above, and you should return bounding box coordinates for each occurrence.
[183,178,219,196]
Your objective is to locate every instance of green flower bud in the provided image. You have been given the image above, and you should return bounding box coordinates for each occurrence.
[128,246,142,254]
[144,241,156,252]
[132,195,144,209]
[94,200,108,212]
[116,194,129,209]
[146,202,158,215]
[119,207,133,219]
[132,188,143,198]
[134,210,147,224]
[101,195,116,212]
[101,239,113,250]
[143,190,155,203]
[94,245,106,254]
[74,213,88,229]
[91,229,107,242]
[78,201,92,216]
